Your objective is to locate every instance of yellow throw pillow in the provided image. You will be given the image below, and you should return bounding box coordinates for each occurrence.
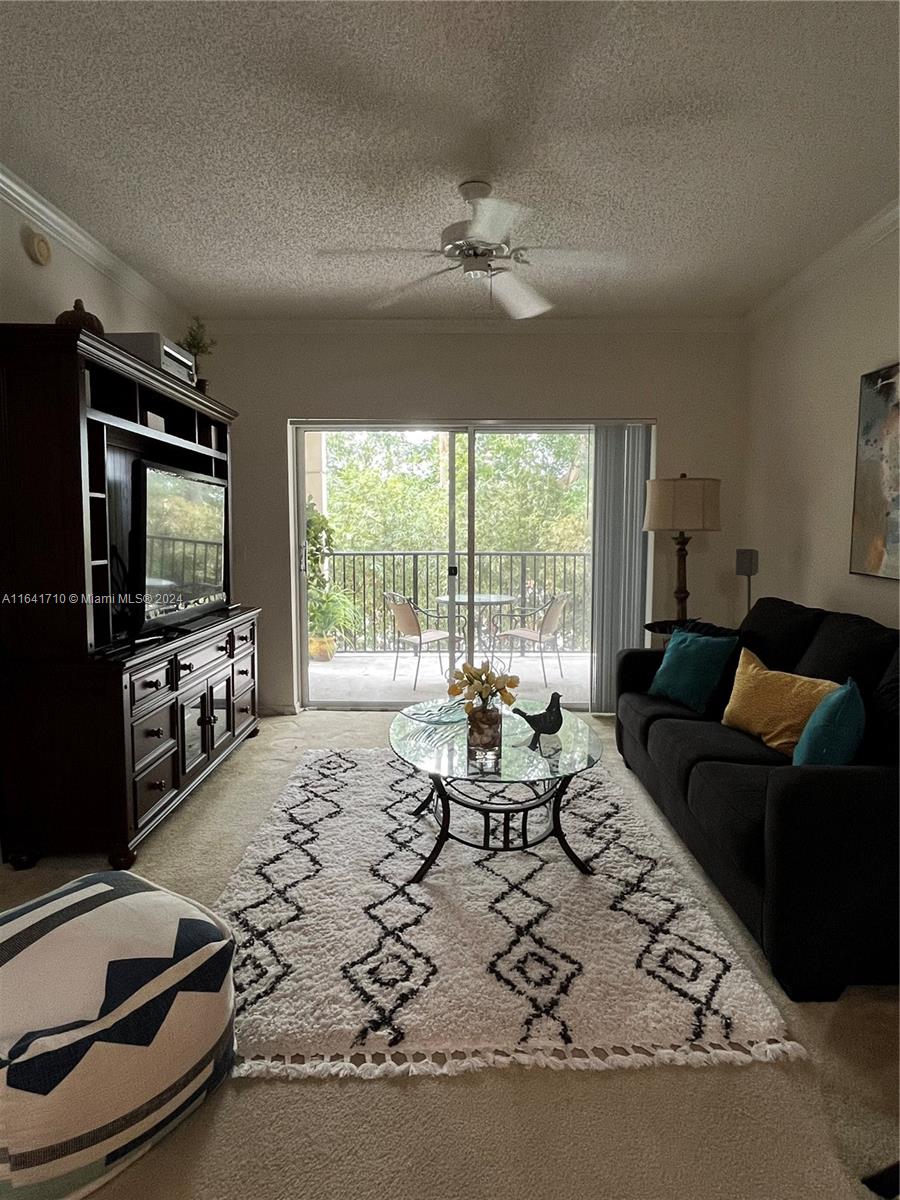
[722,648,839,755]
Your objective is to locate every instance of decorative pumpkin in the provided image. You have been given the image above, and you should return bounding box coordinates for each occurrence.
[54,299,104,334]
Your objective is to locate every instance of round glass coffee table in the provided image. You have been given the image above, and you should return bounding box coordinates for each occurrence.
[389,699,603,882]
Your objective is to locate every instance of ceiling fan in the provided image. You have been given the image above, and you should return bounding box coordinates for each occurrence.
[321,180,580,319]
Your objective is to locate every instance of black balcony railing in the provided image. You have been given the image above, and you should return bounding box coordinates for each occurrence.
[329,550,592,653]
[147,535,224,588]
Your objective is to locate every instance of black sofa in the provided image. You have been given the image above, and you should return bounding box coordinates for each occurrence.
[616,597,899,1000]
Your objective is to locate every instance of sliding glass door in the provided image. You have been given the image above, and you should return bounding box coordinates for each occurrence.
[471,428,595,704]
[296,426,465,707]
[291,421,652,711]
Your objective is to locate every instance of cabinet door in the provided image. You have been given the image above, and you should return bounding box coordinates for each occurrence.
[179,685,209,785]
[208,668,234,757]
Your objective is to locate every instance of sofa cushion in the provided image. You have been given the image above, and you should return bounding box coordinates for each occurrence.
[722,648,840,755]
[793,679,866,766]
[648,628,739,712]
[647,717,789,796]
[687,763,772,882]
[857,648,900,765]
[794,611,898,696]
[738,597,826,672]
[617,691,707,747]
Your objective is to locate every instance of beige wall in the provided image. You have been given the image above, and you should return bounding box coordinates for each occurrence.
[209,320,750,711]
[746,227,899,628]
[0,198,186,334]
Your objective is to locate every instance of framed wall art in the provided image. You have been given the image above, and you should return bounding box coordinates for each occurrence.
[850,362,899,580]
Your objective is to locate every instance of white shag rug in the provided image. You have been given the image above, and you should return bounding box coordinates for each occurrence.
[215,749,805,1080]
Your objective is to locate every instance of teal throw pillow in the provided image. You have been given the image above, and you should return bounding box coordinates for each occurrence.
[648,628,739,713]
[793,678,866,765]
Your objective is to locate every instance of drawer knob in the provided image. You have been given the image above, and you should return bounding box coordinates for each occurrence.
[239,705,251,714]
[149,779,167,791]
[147,726,165,738]
[216,644,228,652]
[238,634,250,643]
[238,668,250,676]
[180,662,195,673]
[144,679,163,690]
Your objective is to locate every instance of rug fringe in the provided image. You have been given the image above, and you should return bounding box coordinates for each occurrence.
[232,1038,807,1081]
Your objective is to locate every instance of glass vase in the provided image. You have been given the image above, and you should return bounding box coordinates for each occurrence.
[467,700,502,769]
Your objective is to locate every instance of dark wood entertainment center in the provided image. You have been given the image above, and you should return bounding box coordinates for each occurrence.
[0,325,260,869]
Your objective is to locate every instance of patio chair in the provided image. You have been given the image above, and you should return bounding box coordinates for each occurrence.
[493,592,571,687]
[384,591,465,691]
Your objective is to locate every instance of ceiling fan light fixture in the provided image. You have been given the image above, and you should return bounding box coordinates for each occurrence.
[462,259,491,281]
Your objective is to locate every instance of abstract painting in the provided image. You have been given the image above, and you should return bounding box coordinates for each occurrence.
[850,363,899,580]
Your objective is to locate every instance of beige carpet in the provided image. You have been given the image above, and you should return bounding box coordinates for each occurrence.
[1,714,896,1200]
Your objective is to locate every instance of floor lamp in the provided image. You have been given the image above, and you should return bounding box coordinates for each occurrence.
[643,474,721,621]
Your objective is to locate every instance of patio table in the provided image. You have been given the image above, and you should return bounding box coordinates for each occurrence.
[436,593,516,661]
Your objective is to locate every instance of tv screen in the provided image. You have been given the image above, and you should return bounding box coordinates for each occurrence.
[140,464,227,626]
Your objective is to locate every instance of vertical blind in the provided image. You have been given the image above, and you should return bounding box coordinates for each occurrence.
[591,424,653,711]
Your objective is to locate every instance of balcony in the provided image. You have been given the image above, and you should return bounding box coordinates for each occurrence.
[308,549,593,705]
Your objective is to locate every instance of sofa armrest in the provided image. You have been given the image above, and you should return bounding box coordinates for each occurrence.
[763,765,899,995]
[616,648,664,700]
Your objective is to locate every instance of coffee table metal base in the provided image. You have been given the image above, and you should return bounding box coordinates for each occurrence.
[410,773,593,883]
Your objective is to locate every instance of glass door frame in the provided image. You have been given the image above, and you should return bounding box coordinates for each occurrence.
[289,419,653,712]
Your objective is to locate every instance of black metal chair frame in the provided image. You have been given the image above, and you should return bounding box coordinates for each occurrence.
[384,591,467,691]
[492,593,570,687]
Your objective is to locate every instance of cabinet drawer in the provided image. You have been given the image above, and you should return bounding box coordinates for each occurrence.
[234,688,256,737]
[130,660,173,710]
[176,638,230,683]
[132,701,177,773]
[233,620,255,653]
[134,751,178,827]
[233,650,255,695]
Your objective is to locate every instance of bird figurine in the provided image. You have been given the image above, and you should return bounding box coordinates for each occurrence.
[513,693,563,750]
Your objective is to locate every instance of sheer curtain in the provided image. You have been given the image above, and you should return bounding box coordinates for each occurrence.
[591,424,653,711]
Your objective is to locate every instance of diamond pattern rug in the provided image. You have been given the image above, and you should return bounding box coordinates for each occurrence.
[215,749,805,1079]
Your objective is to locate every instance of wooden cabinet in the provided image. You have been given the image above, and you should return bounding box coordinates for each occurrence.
[0,608,260,868]
[0,325,260,869]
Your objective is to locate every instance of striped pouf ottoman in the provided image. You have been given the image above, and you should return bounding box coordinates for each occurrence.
[0,872,235,1197]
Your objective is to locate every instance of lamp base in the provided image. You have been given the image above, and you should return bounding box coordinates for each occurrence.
[673,531,691,622]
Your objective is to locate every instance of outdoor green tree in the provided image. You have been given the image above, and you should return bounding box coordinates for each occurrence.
[322,430,591,553]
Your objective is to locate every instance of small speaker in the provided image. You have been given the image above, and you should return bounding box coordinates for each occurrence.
[735,549,759,577]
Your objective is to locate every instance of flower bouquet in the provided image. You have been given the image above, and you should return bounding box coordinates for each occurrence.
[449,661,520,766]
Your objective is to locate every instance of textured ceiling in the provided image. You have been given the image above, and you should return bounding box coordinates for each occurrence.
[1,2,897,320]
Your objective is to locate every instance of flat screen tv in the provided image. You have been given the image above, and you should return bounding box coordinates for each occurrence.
[132,462,228,631]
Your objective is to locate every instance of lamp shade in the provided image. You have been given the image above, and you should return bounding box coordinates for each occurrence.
[643,475,721,532]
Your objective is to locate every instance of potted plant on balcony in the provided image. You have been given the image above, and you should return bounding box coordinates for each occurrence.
[307,581,359,662]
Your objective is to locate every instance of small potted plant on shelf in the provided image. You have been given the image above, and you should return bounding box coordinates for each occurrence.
[307,581,360,662]
[449,661,519,766]
[177,316,217,394]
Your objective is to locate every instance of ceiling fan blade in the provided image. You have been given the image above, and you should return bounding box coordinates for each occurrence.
[370,264,461,310]
[488,270,553,320]
[466,197,528,245]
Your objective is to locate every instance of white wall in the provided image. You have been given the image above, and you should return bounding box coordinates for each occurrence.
[209,320,750,711]
[746,224,899,627]
[0,196,186,335]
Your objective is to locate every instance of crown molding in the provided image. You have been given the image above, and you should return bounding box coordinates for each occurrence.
[0,163,180,321]
[748,201,899,327]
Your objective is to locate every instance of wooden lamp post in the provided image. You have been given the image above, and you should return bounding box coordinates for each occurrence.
[643,474,721,621]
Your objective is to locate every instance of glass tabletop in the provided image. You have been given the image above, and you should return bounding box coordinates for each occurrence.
[435,593,516,605]
[390,698,603,783]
